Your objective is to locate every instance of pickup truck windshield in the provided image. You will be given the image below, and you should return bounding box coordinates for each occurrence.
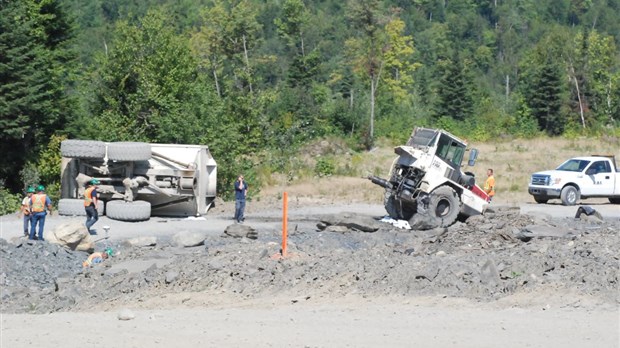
[556,159,590,172]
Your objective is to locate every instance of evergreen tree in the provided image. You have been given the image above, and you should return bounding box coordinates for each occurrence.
[0,0,75,190]
[524,58,565,135]
[435,54,474,121]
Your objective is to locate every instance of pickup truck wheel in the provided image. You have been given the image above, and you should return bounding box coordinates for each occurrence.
[60,140,106,159]
[560,186,580,206]
[427,186,460,227]
[107,142,151,161]
[609,197,620,204]
[533,196,548,204]
[106,200,151,221]
[58,198,104,216]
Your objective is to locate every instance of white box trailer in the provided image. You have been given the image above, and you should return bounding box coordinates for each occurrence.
[59,140,217,221]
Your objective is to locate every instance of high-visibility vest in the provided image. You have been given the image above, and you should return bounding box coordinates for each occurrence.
[31,194,47,213]
[84,187,96,207]
[484,176,496,197]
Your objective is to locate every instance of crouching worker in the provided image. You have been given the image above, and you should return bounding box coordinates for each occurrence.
[82,248,112,268]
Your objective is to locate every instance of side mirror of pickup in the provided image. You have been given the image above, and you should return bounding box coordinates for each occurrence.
[468,148,478,166]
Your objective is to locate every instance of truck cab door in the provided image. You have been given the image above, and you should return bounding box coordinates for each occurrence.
[585,160,615,196]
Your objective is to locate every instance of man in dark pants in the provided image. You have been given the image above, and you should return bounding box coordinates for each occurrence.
[84,179,100,234]
[21,186,35,236]
[234,174,248,223]
[29,185,52,241]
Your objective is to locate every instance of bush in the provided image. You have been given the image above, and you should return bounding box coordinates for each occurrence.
[0,185,21,216]
[315,157,335,177]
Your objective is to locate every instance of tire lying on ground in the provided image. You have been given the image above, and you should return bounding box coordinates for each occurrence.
[107,142,151,161]
[60,140,106,159]
[58,198,104,216]
[105,200,151,221]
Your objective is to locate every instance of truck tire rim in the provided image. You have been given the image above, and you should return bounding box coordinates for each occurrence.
[436,198,452,217]
[568,190,576,203]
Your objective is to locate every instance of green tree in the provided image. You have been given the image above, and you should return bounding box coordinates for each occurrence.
[346,1,417,147]
[524,57,565,135]
[0,0,75,191]
[77,9,212,143]
[435,54,475,121]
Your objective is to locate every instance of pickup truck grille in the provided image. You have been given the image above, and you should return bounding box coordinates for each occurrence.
[531,174,550,186]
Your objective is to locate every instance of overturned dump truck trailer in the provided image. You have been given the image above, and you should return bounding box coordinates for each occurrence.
[59,140,217,221]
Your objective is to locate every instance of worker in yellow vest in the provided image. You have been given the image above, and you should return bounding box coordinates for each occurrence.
[29,185,53,241]
[484,168,496,202]
[84,179,100,234]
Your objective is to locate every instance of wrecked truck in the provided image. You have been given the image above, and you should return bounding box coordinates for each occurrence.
[59,140,217,221]
[368,127,489,229]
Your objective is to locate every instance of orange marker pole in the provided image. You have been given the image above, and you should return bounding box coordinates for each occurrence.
[282,191,288,257]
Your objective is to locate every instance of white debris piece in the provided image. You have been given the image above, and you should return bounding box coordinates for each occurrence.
[380,216,411,230]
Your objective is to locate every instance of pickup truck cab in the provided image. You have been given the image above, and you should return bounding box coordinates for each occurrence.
[528,156,620,205]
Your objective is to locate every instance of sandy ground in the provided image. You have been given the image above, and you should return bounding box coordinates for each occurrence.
[2,295,618,348]
[1,200,619,347]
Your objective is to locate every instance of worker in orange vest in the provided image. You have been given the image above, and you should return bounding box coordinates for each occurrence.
[484,168,496,202]
[84,179,100,234]
[29,185,53,241]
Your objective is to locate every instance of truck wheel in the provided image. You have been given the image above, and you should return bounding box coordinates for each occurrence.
[609,197,620,204]
[426,186,460,227]
[384,192,415,220]
[560,186,580,206]
[61,140,106,159]
[58,199,104,216]
[107,142,151,161]
[384,193,400,219]
[533,196,548,204]
[106,200,151,221]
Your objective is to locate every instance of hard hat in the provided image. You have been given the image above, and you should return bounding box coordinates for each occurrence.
[89,179,101,185]
[36,184,45,191]
[26,187,35,193]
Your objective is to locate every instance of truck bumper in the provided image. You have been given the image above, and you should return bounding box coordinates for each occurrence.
[528,186,561,198]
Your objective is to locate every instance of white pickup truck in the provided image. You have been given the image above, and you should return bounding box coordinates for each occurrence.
[528,156,620,205]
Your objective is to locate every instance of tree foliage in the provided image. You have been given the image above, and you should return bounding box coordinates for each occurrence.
[2,0,620,196]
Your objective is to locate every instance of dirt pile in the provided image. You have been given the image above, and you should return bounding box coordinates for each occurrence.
[1,207,618,314]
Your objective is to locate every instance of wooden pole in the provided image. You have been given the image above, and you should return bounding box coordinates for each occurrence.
[282,191,288,257]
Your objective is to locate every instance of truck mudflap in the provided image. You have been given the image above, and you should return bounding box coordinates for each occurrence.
[460,189,488,216]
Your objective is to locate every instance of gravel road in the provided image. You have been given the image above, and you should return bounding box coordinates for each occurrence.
[1,200,618,347]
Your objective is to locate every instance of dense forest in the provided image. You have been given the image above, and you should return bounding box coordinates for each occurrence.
[1,0,619,205]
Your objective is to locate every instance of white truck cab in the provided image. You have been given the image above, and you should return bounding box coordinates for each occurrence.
[528,156,620,205]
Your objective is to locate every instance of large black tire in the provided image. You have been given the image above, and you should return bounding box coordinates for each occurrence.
[560,186,580,206]
[58,198,104,216]
[533,196,548,204]
[424,186,461,227]
[609,197,620,204]
[384,191,415,220]
[106,200,151,221]
[384,193,400,218]
[107,142,151,161]
[61,140,106,159]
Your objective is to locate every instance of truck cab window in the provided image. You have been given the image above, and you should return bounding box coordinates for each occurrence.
[589,161,610,174]
[436,134,464,167]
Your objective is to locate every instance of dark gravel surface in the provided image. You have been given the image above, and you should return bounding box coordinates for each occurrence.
[1,206,618,314]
